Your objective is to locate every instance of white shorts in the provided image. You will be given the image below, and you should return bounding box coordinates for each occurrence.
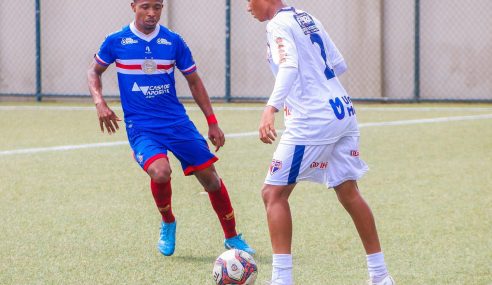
[264,136,369,188]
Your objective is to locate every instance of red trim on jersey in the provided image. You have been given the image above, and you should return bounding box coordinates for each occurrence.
[116,62,141,70]
[157,64,174,70]
[143,154,168,171]
[183,156,218,176]
[95,55,109,66]
[181,65,197,75]
[116,62,174,70]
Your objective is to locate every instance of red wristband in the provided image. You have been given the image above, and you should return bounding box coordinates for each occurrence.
[206,114,218,125]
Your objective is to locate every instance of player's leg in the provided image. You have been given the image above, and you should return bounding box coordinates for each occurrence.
[194,165,236,239]
[334,180,381,253]
[146,157,177,256]
[146,157,175,223]
[262,183,295,285]
[335,181,394,284]
[167,122,254,254]
[128,127,176,256]
[262,184,295,254]
[328,136,393,284]
[194,166,255,255]
[264,143,318,285]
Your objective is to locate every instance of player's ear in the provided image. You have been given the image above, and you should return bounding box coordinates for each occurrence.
[131,2,136,12]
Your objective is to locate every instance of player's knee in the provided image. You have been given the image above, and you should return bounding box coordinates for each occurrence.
[148,168,172,184]
[202,176,221,192]
[335,183,361,205]
[261,186,277,205]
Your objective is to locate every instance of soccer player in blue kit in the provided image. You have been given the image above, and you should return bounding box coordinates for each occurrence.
[247,0,394,284]
[87,0,254,257]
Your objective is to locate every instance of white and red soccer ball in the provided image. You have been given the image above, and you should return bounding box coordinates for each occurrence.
[213,249,258,285]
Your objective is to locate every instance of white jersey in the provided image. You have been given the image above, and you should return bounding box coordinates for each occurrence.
[266,7,360,145]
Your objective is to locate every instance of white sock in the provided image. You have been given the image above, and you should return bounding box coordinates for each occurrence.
[272,254,293,285]
[366,252,389,283]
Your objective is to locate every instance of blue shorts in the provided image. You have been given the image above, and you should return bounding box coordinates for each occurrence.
[126,122,218,175]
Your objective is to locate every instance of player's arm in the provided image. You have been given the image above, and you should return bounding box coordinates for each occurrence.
[260,24,298,144]
[87,60,121,134]
[184,72,225,151]
[259,66,298,144]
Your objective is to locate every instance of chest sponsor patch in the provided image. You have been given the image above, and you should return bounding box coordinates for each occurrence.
[294,12,319,35]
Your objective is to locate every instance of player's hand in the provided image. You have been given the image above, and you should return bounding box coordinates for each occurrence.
[95,101,121,135]
[259,106,277,144]
[208,124,225,152]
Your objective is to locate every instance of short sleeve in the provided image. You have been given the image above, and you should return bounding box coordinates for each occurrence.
[322,30,345,68]
[268,23,298,68]
[175,35,197,75]
[95,35,116,66]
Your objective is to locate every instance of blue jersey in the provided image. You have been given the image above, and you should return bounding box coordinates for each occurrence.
[96,22,197,129]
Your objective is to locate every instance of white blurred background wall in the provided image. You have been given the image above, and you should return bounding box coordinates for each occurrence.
[1,0,491,101]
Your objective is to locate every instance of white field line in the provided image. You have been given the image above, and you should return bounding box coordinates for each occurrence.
[0,114,491,156]
[359,113,492,127]
[1,105,492,112]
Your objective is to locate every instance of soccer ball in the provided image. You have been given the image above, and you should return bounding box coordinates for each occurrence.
[212,249,258,285]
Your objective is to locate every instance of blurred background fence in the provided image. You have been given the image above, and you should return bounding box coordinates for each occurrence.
[1,0,491,102]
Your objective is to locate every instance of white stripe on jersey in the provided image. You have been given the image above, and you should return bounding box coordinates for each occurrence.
[181,64,197,73]
[95,54,109,65]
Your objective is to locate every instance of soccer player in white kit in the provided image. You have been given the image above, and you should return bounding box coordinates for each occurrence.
[246,1,395,284]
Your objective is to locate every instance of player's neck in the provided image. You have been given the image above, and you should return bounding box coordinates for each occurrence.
[270,3,289,20]
[135,23,156,35]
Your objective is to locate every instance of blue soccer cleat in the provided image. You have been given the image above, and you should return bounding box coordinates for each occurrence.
[224,233,256,255]
[158,221,176,256]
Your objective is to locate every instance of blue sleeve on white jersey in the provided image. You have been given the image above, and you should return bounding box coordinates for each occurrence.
[95,34,116,66]
[175,35,196,75]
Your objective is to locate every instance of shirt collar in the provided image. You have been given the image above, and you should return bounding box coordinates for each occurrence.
[130,21,160,42]
[274,6,295,17]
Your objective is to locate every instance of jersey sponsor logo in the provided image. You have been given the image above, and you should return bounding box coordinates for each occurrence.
[121,37,139,45]
[157,38,172,45]
[275,37,287,64]
[351,150,360,157]
[132,82,171,99]
[310,161,328,169]
[294,12,319,35]
[269,159,283,175]
[329,96,356,120]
